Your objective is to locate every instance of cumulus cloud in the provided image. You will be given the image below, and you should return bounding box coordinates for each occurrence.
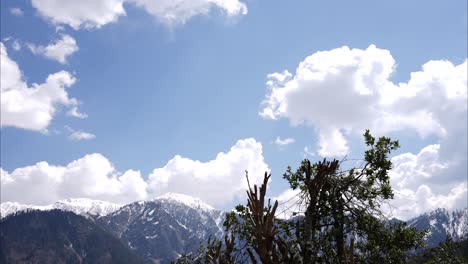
[27,34,79,64]
[147,138,269,206]
[31,0,127,30]
[274,136,295,146]
[1,139,268,207]
[31,0,247,29]
[1,42,83,131]
[10,8,24,17]
[262,46,467,218]
[260,45,467,157]
[385,145,467,220]
[1,154,147,205]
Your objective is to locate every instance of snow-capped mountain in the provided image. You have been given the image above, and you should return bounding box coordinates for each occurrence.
[407,208,468,247]
[156,192,215,211]
[3,194,467,263]
[0,198,122,218]
[97,193,225,264]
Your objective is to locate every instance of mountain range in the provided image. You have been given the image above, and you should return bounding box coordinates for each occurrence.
[1,194,467,263]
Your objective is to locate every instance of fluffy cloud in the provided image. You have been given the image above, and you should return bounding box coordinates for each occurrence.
[31,0,127,30]
[31,0,247,29]
[1,154,147,205]
[1,139,268,206]
[274,136,295,146]
[260,45,467,157]
[27,34,79,64]
[1,43,84,131]
[148,138,269,206]
[385,145,467,220]
[262,45,467,219]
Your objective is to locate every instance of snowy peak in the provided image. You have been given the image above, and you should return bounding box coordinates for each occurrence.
[98,194,225,263]
[1,199,122,218]
[53,198,123,217]
[1,202,44,218]
[407,207,468,247]
[155,192,214,211]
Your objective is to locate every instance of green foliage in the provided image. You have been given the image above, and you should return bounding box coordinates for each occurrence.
[357,218,427,263]
[408,236,468,264]
[176,130,427,263]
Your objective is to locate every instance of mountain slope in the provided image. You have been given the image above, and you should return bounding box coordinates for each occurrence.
[407,208,468,247]
[98,193,225,264]
[0,210,144,264]
[2,196,466,263]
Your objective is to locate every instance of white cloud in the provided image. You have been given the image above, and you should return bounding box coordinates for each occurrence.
[1,139,268,207]
[31,0,127,30]
[10,8,24,17]
[261,45,467,218]
[317,128,348,157]
[31,0,247,29]
[69,131,96,141]
[260,45,467,158]
[67,106,88,119]
[27,34,79,64]
[274,136,295,146]
[1,154,147,205]
[148,138,269,206]
[65,126,95,141]
[1,42,82,132]
[130,0,247,26]
[384,145,467,220]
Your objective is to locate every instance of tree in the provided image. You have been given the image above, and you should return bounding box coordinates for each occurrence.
[177,130,426,263]
[408,236,468,264]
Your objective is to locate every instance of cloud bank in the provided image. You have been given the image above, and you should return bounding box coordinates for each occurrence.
[1,138,268,206]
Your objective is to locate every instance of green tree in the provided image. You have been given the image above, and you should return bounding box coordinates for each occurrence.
[177,130,427,263]
[408,236,468,264]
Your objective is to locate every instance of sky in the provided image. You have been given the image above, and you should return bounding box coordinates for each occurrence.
[1,0,467,220]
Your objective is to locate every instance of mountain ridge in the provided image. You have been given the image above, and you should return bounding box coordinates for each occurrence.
[2,195,467,263]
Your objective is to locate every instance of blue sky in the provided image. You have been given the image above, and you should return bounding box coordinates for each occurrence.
[1,0,467,219]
